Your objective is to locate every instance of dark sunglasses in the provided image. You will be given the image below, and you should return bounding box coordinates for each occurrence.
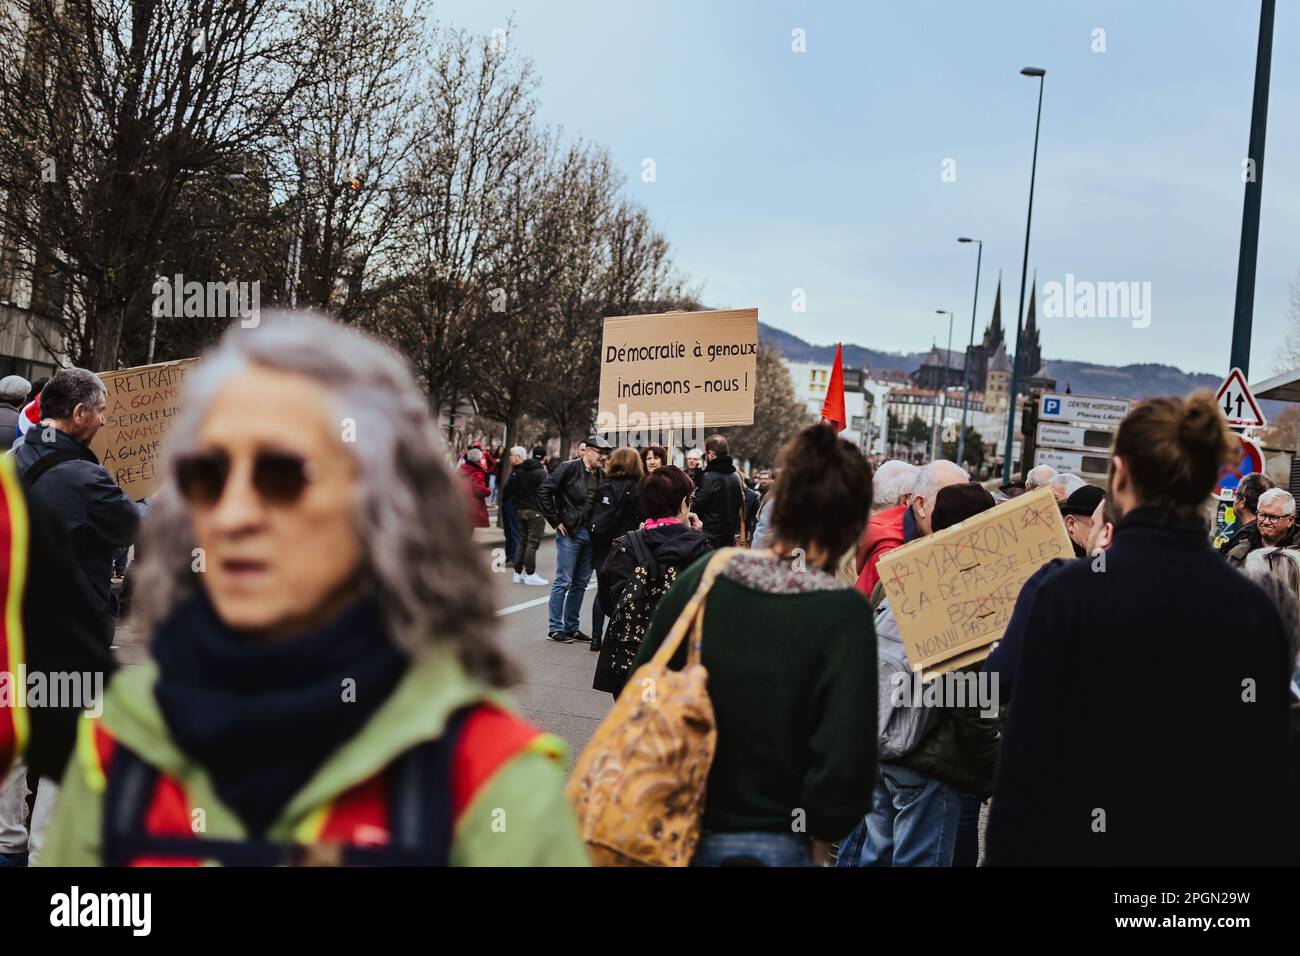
[174,449,314,507]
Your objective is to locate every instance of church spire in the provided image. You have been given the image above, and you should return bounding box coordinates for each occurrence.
[1024,270,1038,339]
[982,272,1003,348]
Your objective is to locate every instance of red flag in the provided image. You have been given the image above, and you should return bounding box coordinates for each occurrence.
[820,343,847,433]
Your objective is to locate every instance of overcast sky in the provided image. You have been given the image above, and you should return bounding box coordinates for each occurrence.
[437,0,1300,378]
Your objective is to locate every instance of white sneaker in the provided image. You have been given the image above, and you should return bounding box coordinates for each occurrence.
[524,573,549,586]
[512,572,524,583]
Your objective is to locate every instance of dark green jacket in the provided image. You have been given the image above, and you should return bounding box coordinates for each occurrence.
[633,552,877,842]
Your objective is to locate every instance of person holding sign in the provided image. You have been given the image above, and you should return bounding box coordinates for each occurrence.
[986,392,1297,866]
[838,483,1000,868]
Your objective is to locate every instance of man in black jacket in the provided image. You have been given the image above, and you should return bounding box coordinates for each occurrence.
[13,369,139,641]
[537,434,610,642]
[692,434,743,549]
[507,445,549,584]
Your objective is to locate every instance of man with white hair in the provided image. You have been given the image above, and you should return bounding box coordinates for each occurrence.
[854,460,921,596]
[1024,464,1057,491]
[910,460,971,537]
[1227,488,1297,566]
[1047,472,1086,502]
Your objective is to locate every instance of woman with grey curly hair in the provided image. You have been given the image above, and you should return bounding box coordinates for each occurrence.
[42,312,588,867]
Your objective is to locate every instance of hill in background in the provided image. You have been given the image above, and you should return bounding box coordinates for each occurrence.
[760,321,1233,403]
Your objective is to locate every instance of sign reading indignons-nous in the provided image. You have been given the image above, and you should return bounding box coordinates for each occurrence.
[597,308,758,430]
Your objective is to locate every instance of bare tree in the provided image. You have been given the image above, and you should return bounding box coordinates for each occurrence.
[282,0,428,319]
[529,199,698,454]
[0,0,317,368]
[729,342,810,468]
[371,25,537,419]
[1276,267,1300,374]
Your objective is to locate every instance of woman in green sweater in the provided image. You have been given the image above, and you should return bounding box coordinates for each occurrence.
[633,424,877,866]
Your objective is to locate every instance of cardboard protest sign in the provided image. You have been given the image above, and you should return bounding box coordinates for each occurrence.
[597,308,758,429]
[876,487,1073,674]
[90,358,198,501]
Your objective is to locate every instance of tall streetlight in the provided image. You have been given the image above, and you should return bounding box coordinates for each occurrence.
[957,237,983,467]
[1003,66,1046,483]
[1229,0,1276,376]
[931,309,954,461]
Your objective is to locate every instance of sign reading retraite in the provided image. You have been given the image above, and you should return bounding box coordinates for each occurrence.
[597,308,758,428]
[875,487,1073,674]
[90,358,198,501]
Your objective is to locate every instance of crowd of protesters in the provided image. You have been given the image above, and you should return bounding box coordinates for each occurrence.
[2,311,1299,870]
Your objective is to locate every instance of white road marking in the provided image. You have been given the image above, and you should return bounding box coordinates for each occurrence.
[496,581,595,616]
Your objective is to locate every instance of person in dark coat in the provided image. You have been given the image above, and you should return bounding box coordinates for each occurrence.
[586,448,645,652]
[593,465,711,695]
[692,434,743,549]
[12,368,139,641]
[508,445,549,583]
[986,392,1297,866]
[0,375,30,451]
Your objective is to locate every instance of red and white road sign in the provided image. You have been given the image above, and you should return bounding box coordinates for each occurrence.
[1215,434,1264,498]
[1216,367,1266,428]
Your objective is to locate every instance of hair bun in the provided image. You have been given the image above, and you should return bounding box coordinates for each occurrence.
[1178,391,1233,465]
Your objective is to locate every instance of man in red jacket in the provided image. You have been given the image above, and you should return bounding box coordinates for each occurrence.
[854,460,918,596]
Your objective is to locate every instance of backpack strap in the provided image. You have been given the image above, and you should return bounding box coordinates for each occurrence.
[384,705,474,865]
[100,706,480,867]
[626,529,658,580]
[21,449,85,489]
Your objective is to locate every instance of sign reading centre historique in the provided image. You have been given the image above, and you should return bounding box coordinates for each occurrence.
[597,308,758,430]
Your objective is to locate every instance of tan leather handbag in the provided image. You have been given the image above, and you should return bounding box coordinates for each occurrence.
[566,548,738,866]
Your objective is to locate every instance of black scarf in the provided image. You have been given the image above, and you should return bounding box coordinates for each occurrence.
[152,590,408,835]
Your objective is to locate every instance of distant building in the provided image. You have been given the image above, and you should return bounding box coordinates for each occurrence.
[0,6,65,381]
[782,358,873,449]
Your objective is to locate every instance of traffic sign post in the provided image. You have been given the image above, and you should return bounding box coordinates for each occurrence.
[1215,367,1266,428]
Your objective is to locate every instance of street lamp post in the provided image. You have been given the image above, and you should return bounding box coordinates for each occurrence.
[1229,0,1276,376]
[932,310,954,461]
[1003,66,1046,483]
[957,237,983,467]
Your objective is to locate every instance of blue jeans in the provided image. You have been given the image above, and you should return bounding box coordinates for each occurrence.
[692,832,811,867]
[548,527,592,633]
[836,765,961,867]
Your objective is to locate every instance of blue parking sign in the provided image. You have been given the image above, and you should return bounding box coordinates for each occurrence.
[1044,397,1061,415]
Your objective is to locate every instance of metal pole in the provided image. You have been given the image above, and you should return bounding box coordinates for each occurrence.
[1229,0,1276,376]
[1003,71,1046,483]
[939,311,953,459]
[958,241,982,465]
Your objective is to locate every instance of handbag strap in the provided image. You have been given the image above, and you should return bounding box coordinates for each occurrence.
[649,547,742,670]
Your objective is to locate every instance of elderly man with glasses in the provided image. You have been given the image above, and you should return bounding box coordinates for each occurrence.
[1256,488,1299,548]
[1228,487,1298,567]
